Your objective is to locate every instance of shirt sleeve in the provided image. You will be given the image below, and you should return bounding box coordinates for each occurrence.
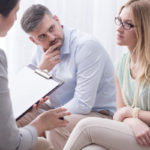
[31,46,43,66]
[63,40,107,114]
[0,49,38,150]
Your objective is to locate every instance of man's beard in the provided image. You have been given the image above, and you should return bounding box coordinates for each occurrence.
[50,38,63,51]
[49,39,58,46]
[43,38,64,52]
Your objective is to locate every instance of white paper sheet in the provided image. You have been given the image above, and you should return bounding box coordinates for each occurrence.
[10,66,61,120]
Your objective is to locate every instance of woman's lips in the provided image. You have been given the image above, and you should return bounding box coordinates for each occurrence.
[117,33,124,40]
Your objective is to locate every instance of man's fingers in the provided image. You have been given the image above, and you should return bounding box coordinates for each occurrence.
[51,40,62,50]
[52,50,60,56]
[46,41,61,53]
[53,55,60,61]
[50,54,60,62]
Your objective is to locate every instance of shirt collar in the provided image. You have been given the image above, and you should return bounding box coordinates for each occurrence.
[60,26,71,55]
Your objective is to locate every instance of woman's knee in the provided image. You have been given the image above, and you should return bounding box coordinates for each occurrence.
[75,117,104,129]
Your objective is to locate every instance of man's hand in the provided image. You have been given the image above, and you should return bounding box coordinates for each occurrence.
[113,106,133,121]
[38,42,61,72]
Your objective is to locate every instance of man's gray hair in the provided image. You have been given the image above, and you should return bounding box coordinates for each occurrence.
[21,4,53,33]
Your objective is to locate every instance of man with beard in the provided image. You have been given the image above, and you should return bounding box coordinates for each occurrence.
[21,4,116,150]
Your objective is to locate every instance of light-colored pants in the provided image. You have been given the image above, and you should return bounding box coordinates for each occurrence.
[82,144,106,150]
[45,112,112,150]
[63,117,150,150]
[17,108,112,150]
[30,137,52,150]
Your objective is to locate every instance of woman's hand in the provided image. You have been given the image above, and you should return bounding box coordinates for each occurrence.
[31,107,71,136]
[17,96,49,127]
[113,106,133,121]
[41,107,71,130]
[32,96,49,112]
[124,118,150,147]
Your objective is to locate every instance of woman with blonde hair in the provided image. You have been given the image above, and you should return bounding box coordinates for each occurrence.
[63,0,150,149]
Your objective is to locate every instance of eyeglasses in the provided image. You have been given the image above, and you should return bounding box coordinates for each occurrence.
[115,17,136,30]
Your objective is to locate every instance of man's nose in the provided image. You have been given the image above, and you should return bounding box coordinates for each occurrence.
[47,32,55,41]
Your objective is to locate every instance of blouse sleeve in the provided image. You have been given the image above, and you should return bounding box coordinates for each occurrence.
[0,49,38,150]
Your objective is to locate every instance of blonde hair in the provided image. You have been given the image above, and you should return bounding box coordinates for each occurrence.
[119,0,150,83]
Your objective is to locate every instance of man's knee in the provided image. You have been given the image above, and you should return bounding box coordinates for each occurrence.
[50,113,102,136]
[30,137,52,150]
[47,114,87,139]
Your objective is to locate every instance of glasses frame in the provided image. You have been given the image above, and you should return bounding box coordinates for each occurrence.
[115,17,136,30]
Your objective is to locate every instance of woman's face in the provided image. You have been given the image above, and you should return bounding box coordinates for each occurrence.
[0,0,20,37]
[116,7,137,50]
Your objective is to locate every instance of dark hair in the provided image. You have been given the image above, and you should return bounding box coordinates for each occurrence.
[21,4,52,33]
[0,0,19,17]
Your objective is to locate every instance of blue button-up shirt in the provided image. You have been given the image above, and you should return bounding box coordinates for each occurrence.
[32,26,116,115]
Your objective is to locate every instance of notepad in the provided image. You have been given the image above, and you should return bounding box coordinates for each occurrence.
[10,64,63,120]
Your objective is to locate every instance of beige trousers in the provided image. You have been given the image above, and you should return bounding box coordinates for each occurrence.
[63,117,150,150]
[46,112,112,150]
[82,144,106,150]
[17,109,112,150]
[30,137,52,150]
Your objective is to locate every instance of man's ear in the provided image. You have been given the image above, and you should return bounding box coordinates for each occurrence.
[53,15,60,22]
[29,36,38,45]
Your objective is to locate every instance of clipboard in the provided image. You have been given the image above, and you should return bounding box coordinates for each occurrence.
[10,64,63,121]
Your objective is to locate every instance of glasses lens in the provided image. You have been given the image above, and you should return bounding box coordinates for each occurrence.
[122,22,131,30]
[115,17,135,30]
[115,17,121,25]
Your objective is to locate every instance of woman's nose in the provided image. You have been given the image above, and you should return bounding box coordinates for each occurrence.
[117,24,124,33]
